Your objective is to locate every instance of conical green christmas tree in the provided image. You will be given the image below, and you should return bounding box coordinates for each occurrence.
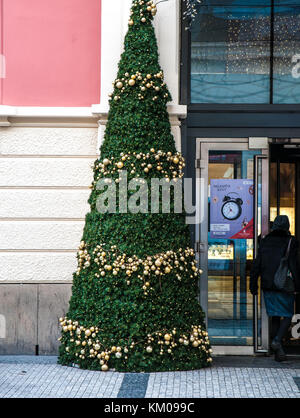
[58,0,212,372]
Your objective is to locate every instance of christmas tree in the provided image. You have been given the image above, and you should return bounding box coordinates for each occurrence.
[58,0,212,372]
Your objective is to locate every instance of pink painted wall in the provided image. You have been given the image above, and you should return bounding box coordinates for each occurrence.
[1,0,101,107]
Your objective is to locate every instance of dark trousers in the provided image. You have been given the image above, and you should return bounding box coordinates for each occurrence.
[271,316,292,342]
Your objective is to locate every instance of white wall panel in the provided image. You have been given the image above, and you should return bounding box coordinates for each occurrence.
[0,127,98,155]
[0,221,84,250]
[0,158,94,187]
[0,190,90,218]
[0,252,77,282]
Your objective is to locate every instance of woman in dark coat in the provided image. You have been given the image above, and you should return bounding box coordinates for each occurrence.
[250,215,300,361]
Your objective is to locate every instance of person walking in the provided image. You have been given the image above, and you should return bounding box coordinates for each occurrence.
[250,215,300,362]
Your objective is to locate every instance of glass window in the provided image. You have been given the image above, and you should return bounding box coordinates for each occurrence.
[273,3,300,103]
[190,0,300,104]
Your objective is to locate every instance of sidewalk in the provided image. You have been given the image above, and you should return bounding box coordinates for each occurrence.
[0,355,299,398]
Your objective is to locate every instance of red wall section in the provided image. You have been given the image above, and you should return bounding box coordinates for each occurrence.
[2,0,101,107]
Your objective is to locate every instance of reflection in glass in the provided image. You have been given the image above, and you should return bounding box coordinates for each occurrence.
[269,162,296,235]
[190,1,300,104]
[273,5,300,104]
[207,150,260,346]
[279,163,296,235]
[191,1,271,103]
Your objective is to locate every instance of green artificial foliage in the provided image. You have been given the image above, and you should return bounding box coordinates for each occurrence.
[58,0,212,372]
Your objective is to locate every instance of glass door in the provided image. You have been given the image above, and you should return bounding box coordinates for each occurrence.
[196,139,269,353]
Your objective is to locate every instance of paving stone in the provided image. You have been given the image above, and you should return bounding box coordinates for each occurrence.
[0,356,300,398]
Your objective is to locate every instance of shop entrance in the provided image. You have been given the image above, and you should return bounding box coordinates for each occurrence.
[270,142,300,355]
[196,138,300,355]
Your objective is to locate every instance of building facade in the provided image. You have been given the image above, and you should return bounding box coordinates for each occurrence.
[0,0,300,356]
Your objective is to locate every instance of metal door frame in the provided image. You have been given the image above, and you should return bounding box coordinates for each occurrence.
[195,138,269,355]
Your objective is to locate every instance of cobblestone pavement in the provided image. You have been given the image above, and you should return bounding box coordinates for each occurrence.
[0,355,299,398]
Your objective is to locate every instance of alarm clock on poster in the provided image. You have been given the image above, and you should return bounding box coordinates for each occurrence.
[221,194,243,221]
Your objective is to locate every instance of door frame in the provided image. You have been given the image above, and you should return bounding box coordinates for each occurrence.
[195,138,269,355]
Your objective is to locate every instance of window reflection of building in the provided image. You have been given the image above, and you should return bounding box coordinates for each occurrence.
[270,161,296,235]
[190,1,300,104]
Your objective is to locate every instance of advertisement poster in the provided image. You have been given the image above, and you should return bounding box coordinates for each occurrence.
[210,179,254,239]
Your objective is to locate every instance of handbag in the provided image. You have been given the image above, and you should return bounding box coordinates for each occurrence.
[273,237,295,294]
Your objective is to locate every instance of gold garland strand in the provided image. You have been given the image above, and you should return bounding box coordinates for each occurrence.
[110,70,170,102]
[94,149,185,180]
[76,242,202,295]
[59,318,212,371]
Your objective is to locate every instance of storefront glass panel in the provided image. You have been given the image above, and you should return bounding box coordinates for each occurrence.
[273,4,300,104]
[191,1,271,103]
[190,1,300,104]
[207,150,261,345]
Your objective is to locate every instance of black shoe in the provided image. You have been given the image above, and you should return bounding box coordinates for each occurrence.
[271,339,287,362]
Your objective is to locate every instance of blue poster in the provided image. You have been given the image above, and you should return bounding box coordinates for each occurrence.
[210,179,254,239]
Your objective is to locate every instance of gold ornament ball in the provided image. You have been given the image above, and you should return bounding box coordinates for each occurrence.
[103,158,110,166]
[164,334,171,341]
[101,364,109,372]
[129,19,134,26]
[165,267,171,274]
[117,161,124,169]
[141,17,146,23]
[128,79,136,86]
[146,346,153,353]
[116,81,123,89]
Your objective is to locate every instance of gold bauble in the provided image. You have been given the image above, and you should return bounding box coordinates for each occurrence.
[128,79,136,86]
[173,157,179,164]
[117,161,124,169]
[116,81,123,89]
[129,20,134,26]
[141,17,146,23]
[165,267,171,274]
[101,364,109,372]
[146,346,153,353]
[103,158,110,166]
[164,334,171,341]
